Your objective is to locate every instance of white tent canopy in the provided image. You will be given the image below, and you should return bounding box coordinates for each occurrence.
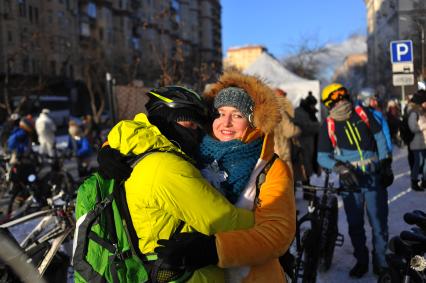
[243,52,321,119]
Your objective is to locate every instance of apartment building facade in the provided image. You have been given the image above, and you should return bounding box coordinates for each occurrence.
[223,45,267,71]
[365,0,426,98]
[0,0,222,88]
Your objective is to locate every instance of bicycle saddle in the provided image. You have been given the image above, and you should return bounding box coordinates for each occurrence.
[400,230,426,250]
[404,210,426,232]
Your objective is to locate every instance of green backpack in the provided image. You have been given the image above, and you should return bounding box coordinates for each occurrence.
[72,152,191,283]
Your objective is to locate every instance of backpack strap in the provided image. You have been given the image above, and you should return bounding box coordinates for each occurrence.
[326,106,370,153]
[326,117,337,149]
[73,186,113,283]
[254,154,278,207]
[354,105,370,128]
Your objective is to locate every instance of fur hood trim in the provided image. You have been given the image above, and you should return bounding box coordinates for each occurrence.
[204,71,281,134]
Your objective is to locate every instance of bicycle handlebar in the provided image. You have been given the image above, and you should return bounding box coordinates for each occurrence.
[299,184,360,193]
[400,230,426,247]
[404,210,426,231]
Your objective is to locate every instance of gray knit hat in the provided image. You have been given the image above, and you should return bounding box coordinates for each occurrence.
[214,87,254,118]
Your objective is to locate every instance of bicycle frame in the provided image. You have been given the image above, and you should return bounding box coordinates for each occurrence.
[0,201,75,277]
[291,172,345,283]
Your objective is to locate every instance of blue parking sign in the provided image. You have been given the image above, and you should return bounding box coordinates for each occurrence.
[390,40,413,63]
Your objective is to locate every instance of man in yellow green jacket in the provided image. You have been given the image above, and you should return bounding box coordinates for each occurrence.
[98,86,254,282]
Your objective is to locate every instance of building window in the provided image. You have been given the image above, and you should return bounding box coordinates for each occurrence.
[107,28,113,43]
[50,60,56,76]
[57,11,65,28]
[132,37,140,50]
[29,5,33,22]
[4,0,12,18]
[99,28,104,40]
[22,56,29,73]
[32,59,37,74]
[69,65,74,79]
[47,10,53,24]
[34,7,39,24]
[18,0,26,17]
[80,22,90,36]
[7,31,12,42]
[87,2,96,18]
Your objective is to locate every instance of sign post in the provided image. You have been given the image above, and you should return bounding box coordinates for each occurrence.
[390,40,414,103]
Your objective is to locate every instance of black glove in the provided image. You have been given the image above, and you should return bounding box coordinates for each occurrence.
[97,145,132,182]
[379,157,394,188]
[333,161,359,188]
[154,232,218,272]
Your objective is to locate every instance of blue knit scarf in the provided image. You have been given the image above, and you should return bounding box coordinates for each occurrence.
[198,135,263,204]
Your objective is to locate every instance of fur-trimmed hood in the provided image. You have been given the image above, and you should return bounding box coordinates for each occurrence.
[203,71,281,135]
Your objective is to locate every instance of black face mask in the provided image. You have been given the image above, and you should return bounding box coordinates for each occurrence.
[149,116,204,159]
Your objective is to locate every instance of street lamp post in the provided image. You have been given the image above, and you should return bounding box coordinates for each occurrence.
[416,21,425,80]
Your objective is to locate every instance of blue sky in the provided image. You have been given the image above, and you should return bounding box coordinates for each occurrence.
[221,0,367,59]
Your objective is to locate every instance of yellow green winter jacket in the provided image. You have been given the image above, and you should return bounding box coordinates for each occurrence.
[107,113,254,282]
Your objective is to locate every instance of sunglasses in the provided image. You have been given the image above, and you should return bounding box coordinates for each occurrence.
[324,88,349,107]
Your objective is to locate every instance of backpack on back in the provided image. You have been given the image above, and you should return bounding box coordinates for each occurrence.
[72,152,191,283]
[400,111,416,145]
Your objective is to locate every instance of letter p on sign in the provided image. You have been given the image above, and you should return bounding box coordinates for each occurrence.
[390,40,413,63]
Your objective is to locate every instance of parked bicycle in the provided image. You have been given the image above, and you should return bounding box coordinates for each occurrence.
[1,150,75,223]
[0,228,47,283]
[287,171,358,283]
[378,210,426,283]
[0,194,75,282]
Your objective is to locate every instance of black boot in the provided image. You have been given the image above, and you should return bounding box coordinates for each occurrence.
[349,262,369,278]
[411,179,424,191]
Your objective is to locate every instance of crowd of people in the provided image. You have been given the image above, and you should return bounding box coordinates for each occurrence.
[1,71,425,282]
[0,109,96,179]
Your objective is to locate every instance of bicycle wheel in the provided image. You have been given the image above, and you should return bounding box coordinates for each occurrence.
[377,267,401,283]
[301,229,320,283]
[0,229,46,283]
[319,194,338,271]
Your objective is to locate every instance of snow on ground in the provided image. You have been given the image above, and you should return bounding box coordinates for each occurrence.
[295,146,425,283]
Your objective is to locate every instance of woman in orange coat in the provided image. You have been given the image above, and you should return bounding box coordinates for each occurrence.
[155,71,296,283]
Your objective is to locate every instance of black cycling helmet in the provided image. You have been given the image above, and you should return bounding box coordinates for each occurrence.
[145,86,208,125]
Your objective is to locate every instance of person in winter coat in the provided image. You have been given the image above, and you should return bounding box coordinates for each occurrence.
[273,88,301,172]
[294,92,321,181]
[1,113,20,151]
[407,90,426,191]
[7,117,34,158]
[317,83,390,278]
[155,72,296,283]
[67,121,92,177]
[35,108,57,157]
[386,100,401,146]
[94,86,254,283]
[358,88,393,154]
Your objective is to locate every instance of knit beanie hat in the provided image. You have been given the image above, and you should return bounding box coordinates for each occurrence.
[411,90,426,105]
[213,87,254,118]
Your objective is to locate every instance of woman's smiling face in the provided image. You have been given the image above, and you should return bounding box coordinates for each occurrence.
[212,106,249,141]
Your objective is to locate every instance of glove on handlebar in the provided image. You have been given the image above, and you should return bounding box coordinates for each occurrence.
[333,161,359,188]
[97,145,132,182]
[155,232,218,272]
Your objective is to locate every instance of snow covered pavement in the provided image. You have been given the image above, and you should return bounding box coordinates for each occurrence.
[298,146,425,283]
